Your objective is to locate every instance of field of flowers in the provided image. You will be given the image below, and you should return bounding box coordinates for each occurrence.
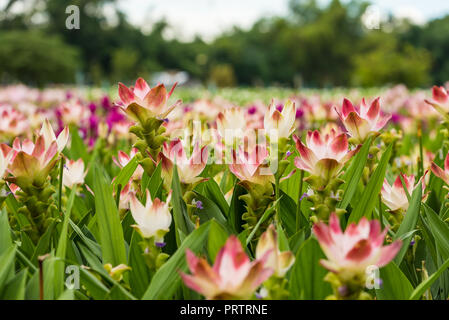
[1,80,449,301]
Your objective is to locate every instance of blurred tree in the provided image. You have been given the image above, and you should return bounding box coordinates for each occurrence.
[402,16,449,85]
[209,64,236,87]
[0,31,79,86]
[353,32,431,87]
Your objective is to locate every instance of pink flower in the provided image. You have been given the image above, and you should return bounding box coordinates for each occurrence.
[255,225,295,277]
[0,105,29,139]
[336,98,390,143]
[293,129,360,181]
[113,148,144,181]
[158,138,208,185]
[313,213,402,281]
[128,190,172,241]
[180,235,273,300]
[216,107,247,143]
[431,151,449,185]
[63,159,86,188]
[381,174,426,212]
[263,100,296,139]
[228,145,274,185]
[1,120,68,188]
[118,77,181,122]
[425,86,449,116]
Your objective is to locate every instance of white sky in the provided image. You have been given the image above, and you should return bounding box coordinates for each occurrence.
[118,0,449,41]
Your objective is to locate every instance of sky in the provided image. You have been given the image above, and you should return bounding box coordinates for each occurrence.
[118,0,449,41]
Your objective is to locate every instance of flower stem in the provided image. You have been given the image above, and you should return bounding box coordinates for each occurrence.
[296,170,304,232]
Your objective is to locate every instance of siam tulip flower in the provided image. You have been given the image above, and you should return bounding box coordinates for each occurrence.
[228,144,274,185]
[336,98,391,143]
[113,148,144,181]
[0,104,29,139]
[128,189,172,242]
[425,86,449,116]
[263,100,296,139]
[3,137,58,189]
[216,107,247,144]
[40,119,69,153]
[57,100,88,125]
[0,146,13,180]
[180,235,273,300]
[313,213,402,282]
[63,159,86,188]
[159,138,208,185]
[381,174,426,212]
[118,77,181,122]
[431,151,449,186]
[256,225,295,277]
[293,129,360,182]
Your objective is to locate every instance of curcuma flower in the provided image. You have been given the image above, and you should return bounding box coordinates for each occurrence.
[113,148,144,181]
[256,225,295,277]
[381,174,426,213]
[425,86,449,116]
[336,98,390,143]
[431,151,449,186]
[180,235,273,300]
[228,145,274,185]
[216,107,247,144]
[159,138,208,185]
[313,213,402,282]
[128,189,172,242]
[264,100,296,139]
[63,159,86,189]
[2,121,69,189]
[293,129,360,182]
[118,77,181,122]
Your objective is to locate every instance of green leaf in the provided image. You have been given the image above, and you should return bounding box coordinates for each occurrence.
[394,182,422,265]
[31,220,56,263]
[193,191,228,229]
[113,156,138,190]
[128,231,151,299]
[423,203,449,259]
[171,165,195,244]
[289,238,331,300]
[348,143,393,224]
[339,137,372,210]
[207,221,229,261]
[376,262,413,300]
[54,188,76,298]
[409,256,449,300]
[227,184,246,233]
[202,179,229,217]
[0,246,16,290]
[92,165,127,266]
[279,190,301,237]
[0,208,12,255]
[1,269,27,300]
[68,125,89,162]
[141,220,212,300]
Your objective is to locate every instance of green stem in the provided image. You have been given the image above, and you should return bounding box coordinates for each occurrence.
[296,170,304,232]
[57,156,65,213]
[378,194,383,230]
[275,175,281,224]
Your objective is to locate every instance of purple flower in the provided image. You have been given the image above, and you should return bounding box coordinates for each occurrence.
[276,104,283,112]
[88,103,97,113]
[156,242,166,248]
[295,108,304,119]
[299,193,308,201]
[248,106,257,115]
[196,201,204,210]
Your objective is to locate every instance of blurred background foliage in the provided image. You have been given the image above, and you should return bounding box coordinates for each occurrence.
[0,0,447,88]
